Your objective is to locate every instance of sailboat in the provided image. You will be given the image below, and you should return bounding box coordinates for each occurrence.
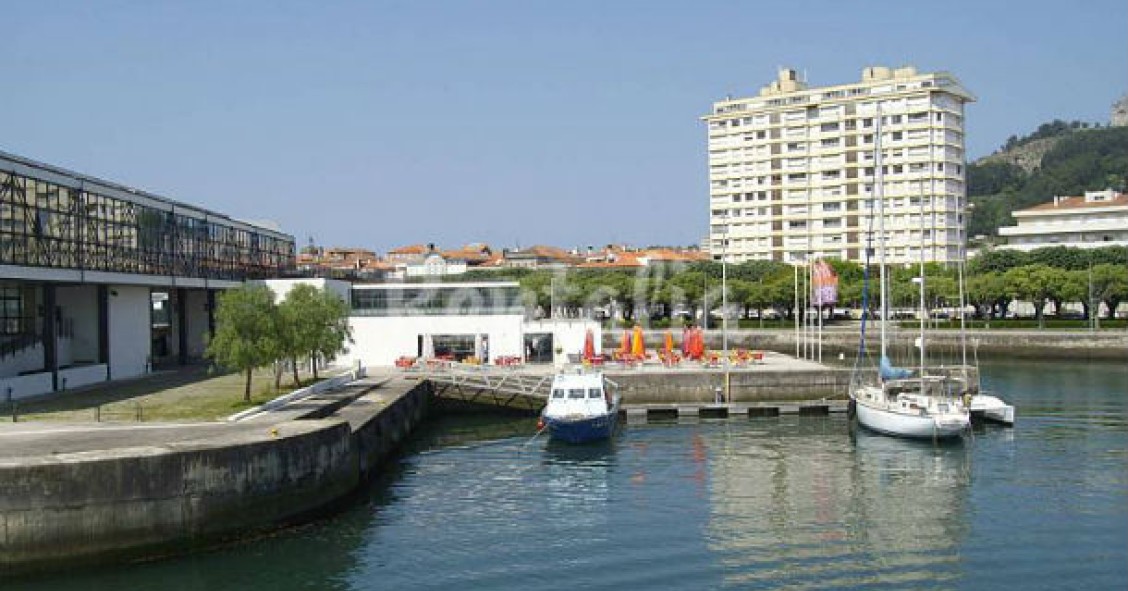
[849,107,971,440]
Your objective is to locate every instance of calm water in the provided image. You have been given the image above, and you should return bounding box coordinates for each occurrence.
[14,359,1128,590]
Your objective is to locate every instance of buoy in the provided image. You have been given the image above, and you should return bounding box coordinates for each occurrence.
[270,428,279,438]
[536,418,545,431]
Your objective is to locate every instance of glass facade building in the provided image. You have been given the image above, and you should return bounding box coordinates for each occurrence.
[351,283,524,317]
[1,151,294,280]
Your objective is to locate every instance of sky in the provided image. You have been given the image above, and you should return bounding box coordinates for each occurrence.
[4,1,1126,253]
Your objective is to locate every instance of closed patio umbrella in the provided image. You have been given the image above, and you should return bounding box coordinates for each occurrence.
[583,329,595,361]
[631,324,645,357]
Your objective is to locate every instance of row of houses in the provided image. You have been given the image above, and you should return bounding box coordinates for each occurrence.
[296,242,711,280]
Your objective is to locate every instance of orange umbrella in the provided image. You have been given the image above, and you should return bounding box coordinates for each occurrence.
[631,324,645,357]
[583,329,595,361]
[664,330,674,356]
[619,330,631,356]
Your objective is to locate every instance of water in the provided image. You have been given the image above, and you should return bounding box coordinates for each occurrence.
[13,359,1127,590]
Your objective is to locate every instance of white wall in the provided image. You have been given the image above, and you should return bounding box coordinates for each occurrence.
[339,314,525,366]
[337,315,603,367]
[524,319,602,364]
[261,278,351,304]
[184,289,210,358]
[109,285,151,380]
[0,372,53,401]
[57,285,99,363]
[0,343,43,379]
[60,364,108,391]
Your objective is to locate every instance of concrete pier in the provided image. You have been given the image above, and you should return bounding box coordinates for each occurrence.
[0,375,432,575]
[622,400,847,423]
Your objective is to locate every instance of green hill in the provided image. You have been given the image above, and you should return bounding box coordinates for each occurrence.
[966,123,1128,239]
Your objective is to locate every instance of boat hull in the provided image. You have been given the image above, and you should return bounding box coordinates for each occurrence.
[854,398,968,440]
[545,412,618,443]
[969,394,1016,426]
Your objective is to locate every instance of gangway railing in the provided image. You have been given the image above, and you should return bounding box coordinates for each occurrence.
[419,363,552,411]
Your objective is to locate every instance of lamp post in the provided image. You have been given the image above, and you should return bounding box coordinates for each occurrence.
[721,217,730,402]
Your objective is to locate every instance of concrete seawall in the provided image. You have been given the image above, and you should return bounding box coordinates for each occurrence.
[606,368,853,403]
[0,378,432,574]
[605,328,1128,361]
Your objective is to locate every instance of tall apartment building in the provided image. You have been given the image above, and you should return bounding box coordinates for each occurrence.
[703,66,975,265]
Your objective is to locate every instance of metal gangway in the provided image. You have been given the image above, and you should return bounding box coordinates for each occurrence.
[419,363,552,411]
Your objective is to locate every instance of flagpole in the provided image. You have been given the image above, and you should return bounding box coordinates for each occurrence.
[818,259,823,363]
[793,263,800,358]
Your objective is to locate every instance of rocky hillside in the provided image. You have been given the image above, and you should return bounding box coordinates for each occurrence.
[966,123,1128,240]
[974,136,1060,174]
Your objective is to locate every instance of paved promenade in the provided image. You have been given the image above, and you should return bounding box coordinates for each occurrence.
[0,371,401,464]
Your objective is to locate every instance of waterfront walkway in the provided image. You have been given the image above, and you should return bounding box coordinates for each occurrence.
[0,372,404,463]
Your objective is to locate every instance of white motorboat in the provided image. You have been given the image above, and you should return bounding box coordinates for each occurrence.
[539,370,620,443]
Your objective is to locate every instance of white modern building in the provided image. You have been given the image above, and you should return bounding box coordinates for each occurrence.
[1,150,295,400]
[402,253,468,278]
[263,279,600,368]
[703,66,975,265]
[998,190,1128,250]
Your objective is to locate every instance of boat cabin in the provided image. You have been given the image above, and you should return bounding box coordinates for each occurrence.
[545,371,613,418]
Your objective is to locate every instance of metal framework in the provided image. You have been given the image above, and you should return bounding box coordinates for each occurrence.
[1,153,294,280]
[422,364,551,411]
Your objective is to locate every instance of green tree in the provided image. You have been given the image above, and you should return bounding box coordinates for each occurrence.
[1091,263,1128,321]
[966,272,1007,319]
[1003,264,1058,328]
[279,284,353,384]
[1057,270,1089,318]
[206,284,279,402]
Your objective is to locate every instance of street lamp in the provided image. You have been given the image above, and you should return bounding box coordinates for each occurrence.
[720,217,730,402]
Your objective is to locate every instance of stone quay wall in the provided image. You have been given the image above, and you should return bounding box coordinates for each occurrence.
[606,328,1128,362]
[0,380,432,574]
[606,368,853,404]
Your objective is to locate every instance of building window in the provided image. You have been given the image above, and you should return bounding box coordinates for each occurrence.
[0,285,24,335]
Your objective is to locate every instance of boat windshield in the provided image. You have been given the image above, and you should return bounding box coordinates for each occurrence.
[568,389,585,399]
[588,388,602,399]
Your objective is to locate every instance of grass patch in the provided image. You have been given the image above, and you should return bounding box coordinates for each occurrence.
[12,366,324,423]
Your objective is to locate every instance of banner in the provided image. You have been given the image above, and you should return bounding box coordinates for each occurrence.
[811,260,838,306]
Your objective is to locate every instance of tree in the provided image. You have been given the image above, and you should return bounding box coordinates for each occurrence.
[966,272,1007,319]
[1091,263,1128,320]
[206,284,279,402]
[1058,270,1089,318]
[1003,264,1058,328]
[308,288,352,380]
[278,284,353,384]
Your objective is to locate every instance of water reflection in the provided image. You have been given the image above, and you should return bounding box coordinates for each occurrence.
[705,418,972,589]
[539,440,616,531]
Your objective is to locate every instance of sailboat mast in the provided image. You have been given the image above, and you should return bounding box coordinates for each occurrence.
[919,182,927,380]
[875,104,888,363]
[957,190,969,369]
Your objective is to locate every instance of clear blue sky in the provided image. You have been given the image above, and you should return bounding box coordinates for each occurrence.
[5,1,1125,253]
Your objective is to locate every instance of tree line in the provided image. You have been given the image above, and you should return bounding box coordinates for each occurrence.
[448,246,1128,329]
[206,284,352,401]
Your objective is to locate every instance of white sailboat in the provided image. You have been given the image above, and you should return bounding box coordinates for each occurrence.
[849,106,971,440]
